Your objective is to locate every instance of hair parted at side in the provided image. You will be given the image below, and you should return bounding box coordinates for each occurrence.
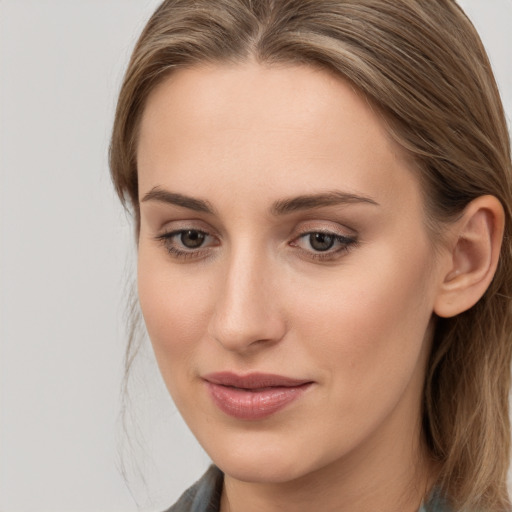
[110,1,512,510]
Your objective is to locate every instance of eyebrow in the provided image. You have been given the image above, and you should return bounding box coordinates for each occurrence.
[271,191,379,215]
[141,187,215,214]
[140,186,379,215]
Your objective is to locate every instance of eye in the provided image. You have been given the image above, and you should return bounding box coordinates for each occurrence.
[179,230,207,248]
[155,228,218,260]
[291,230,358,260]
[307,232,336,252]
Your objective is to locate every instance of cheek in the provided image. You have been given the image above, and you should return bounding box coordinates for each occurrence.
[137,249,214,382]
[289,242,435,400]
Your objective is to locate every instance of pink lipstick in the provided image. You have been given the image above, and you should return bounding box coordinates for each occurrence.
[203,372,312,420]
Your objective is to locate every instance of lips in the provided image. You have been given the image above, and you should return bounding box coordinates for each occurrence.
[203,372,313,420]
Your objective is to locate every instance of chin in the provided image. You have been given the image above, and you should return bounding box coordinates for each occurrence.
[199,432,326,484]
[217,456,308,484]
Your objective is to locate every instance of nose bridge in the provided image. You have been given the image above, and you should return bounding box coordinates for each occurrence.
[208,238,285,352]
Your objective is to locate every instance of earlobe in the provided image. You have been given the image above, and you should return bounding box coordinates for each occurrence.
[434,195,505,318]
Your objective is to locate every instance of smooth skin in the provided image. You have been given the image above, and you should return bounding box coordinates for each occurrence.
[136,62,504,512]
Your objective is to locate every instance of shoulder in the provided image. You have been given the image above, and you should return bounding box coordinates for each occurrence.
[163,465,224,512]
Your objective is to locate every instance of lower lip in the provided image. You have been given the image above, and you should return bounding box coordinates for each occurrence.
[205,381,312,420]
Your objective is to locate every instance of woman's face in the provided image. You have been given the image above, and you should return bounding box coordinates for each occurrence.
[137,63,445,484]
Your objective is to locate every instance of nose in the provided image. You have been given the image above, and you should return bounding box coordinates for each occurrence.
[207,245,287,353]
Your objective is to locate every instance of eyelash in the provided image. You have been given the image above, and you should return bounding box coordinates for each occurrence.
[155,229,216,261]
[155,228,358,262]
[291,231,358,261]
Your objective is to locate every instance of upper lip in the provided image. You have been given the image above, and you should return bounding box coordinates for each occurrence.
[203,372,313,389]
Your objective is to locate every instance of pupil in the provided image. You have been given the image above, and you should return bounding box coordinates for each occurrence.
[181,230,205,248]
[310,233,335,251]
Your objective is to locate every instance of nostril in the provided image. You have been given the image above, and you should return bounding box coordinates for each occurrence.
[208,310,286,353]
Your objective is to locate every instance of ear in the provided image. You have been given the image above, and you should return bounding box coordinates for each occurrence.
[434,195,505,318]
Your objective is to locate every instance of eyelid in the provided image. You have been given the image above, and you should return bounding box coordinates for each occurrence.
[290,234,358,262]
[155,217,217,233]
[154,225,219,261]
[290,230,357,249]
[290,219,357,239]
[157,228,215,242]
[288,221,359,261]
[152,220,358,262]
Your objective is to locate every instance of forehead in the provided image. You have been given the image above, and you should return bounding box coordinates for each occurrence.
[137,62,421,214]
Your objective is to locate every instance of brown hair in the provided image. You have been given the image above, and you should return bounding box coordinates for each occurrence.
[110,1,512,509]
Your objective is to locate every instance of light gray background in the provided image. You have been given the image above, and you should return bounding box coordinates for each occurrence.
[0,1,511,511]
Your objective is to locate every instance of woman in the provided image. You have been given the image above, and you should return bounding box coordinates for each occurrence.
[110,1,512,510]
